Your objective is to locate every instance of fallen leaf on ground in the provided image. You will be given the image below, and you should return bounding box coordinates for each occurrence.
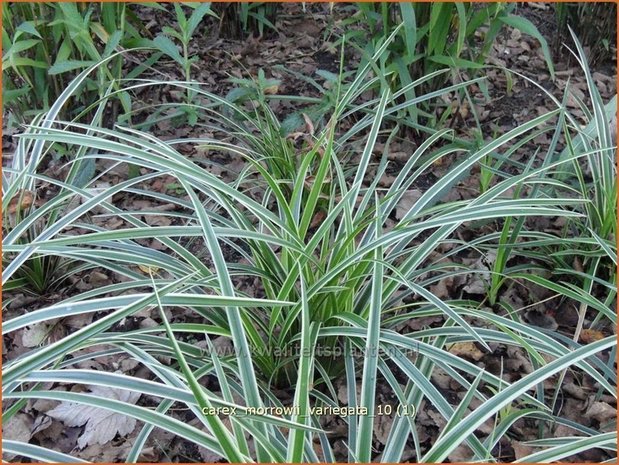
[448,342,485,361]
[2,413,34,460]
[512,440,534,460]
[395,189,422,220]
[144,215,172,227]
[21,323,50,348]
[7,190,34,214]
[138,264,160,275]
[585,401,616,430]
[448,443,473,462]
[524,308,558,330]
[3,412,33,442]
[562,382,587,400]
[310,210,327,228]
[461,253,495,295]
[46,385,140,448]
[579,329,605,344]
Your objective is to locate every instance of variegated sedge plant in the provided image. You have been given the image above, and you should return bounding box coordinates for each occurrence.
[471,31,617,455]
[3,34,616,463]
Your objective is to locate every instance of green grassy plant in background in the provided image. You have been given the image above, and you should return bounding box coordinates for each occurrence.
[483,30,616,326]
[1,2,145,125]
[215,2,278,39]
[2,76,118,295]
[152,2,217,126]
[338,2,554,126]
[554,2,617,67]
[2,2,217,127]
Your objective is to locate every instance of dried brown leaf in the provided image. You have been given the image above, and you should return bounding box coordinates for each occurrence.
[448,342,485,361]
[46,385,140,448]
[7,190,34,214]
[580,329,605,344]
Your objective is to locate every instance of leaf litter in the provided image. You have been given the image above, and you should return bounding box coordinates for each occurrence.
[46,385,141,449]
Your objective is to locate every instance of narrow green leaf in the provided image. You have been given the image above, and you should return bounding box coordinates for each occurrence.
[499,15,555,78]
